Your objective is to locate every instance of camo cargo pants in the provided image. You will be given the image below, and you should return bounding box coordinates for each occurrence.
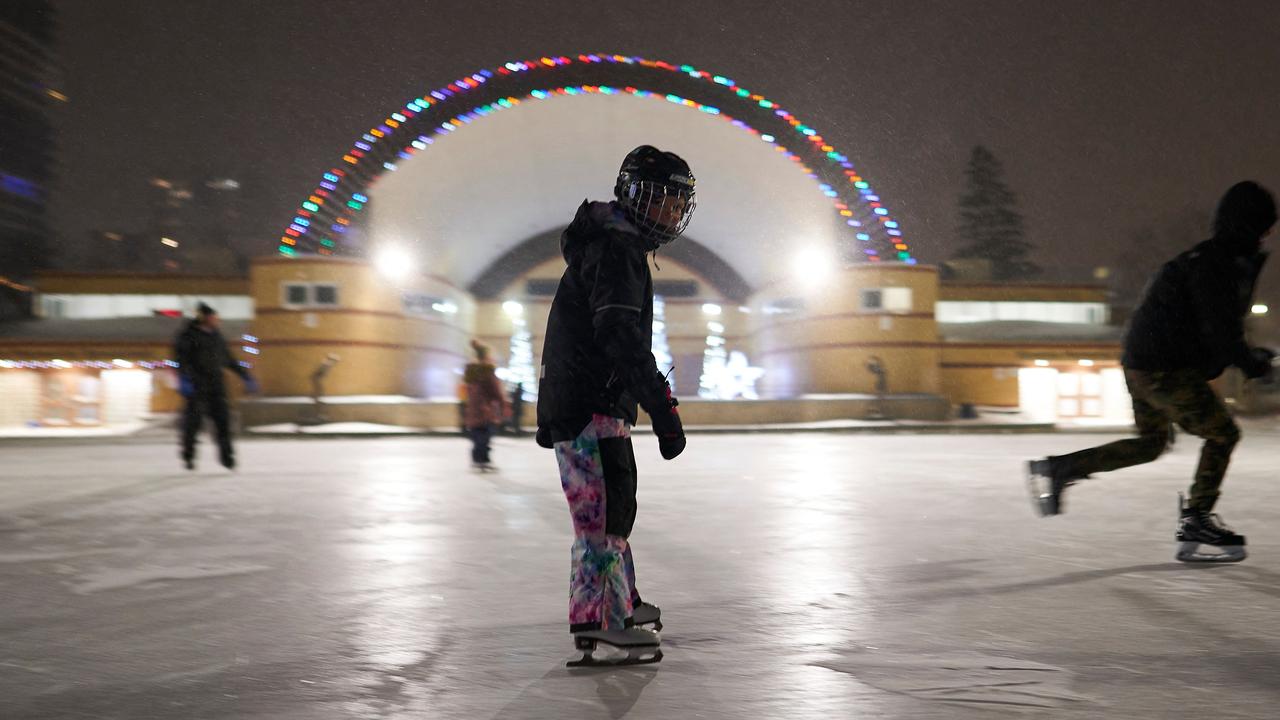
[1052,367,1240,511]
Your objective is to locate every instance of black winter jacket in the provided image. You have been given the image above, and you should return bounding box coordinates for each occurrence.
[1122,234,1267,379]
[536,200,665,445]
[174,321,249,396]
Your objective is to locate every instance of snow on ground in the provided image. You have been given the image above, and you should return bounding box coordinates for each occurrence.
[0,421,146,438]
[247,422,423,434]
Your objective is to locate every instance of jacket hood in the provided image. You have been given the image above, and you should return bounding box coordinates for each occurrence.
[560,200,653,264]
[1213,181,1276,255]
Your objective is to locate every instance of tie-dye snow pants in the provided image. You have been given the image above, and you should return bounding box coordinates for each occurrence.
[555,414,643,633]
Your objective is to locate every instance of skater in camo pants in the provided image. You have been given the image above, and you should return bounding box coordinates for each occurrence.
[1028,182,1276,558]
[1046,368,1242,509]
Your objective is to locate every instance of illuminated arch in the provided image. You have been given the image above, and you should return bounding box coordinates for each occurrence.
[281,54,914,264]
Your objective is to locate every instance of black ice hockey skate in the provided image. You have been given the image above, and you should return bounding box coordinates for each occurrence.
[1176,494,1247,563]
[567,627,662,667]
[1026,458,1083,517]
[632,601,662,632]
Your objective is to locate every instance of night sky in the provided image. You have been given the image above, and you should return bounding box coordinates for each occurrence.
[51,0,1280,283]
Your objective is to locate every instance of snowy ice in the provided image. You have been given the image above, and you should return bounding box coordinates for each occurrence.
[3,429,1280,718]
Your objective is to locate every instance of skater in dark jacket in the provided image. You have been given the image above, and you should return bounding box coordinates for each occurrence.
[1027,181,1276,563]
[507,382,525,436]
[462,340,508,471]
[174,302,257,470]
[537,145,692,665]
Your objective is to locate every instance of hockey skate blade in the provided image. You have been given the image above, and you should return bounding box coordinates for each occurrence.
[567,629,662,667]
[1025,464,1058,517]
[566,645,662,668]
[1175,541,1247,563]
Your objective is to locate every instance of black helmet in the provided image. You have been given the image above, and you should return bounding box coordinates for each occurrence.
[614,145,696,246]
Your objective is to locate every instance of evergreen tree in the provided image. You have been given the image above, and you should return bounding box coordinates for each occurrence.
[953,145,1039,280]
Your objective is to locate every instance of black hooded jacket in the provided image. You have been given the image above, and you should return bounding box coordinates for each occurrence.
[536,200,664,444]
[174,320,249,396]
[1122,183,1275,379]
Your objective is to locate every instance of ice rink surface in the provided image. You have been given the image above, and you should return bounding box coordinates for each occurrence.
[4,429,1280,719]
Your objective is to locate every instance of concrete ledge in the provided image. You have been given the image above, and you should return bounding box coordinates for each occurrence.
[239,421,1060,439]
[239,393,955,430]
[240,398,459,429]
[677,395,952,424]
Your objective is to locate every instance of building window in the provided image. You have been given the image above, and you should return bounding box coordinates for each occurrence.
[861,287,912,313]
[283,283,309,307]
[882,287,913,313]
[282,282,340,309]
[34,294,252,320]
[936,301,1109,324]
[40,295,67,318]
[314,284,339,306]
[1057,371,1103,418]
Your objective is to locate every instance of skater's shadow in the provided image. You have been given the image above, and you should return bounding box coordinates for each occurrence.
[581,664,659,719]
[489,663,657,720]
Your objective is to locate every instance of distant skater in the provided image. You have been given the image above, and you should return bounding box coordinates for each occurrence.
[462,340,508,472]
[175,302,258,470]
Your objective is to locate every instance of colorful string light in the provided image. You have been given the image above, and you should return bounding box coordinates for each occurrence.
[281,54,913,264]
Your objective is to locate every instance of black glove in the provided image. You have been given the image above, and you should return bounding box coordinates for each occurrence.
[535,426,555,449]
[1243,347,1276,380]
[650,393,685,460]
[638,373,685,460]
